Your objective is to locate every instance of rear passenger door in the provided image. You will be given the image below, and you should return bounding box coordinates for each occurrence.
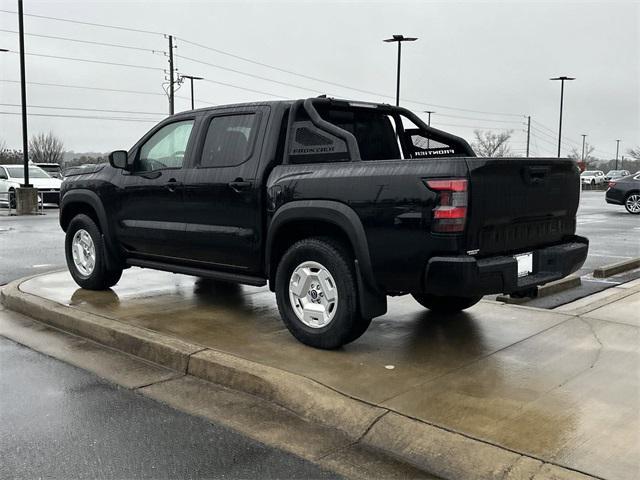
[181,107,269,273]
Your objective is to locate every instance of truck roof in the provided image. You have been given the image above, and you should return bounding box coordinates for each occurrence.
[173,97,396,117]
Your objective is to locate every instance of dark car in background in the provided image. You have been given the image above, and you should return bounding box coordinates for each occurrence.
[604,169,631,182]
[34,162,64,179]
[606,173,640,214]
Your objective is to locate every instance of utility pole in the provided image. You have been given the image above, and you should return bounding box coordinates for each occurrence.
[383,35,418,106]
[550,76,575,158]
[526,116,531,157]
[615,139,620,169]
[18,0,30,187]
[180,74,203,110]
[168,35,175,115]
[581,134,587,161]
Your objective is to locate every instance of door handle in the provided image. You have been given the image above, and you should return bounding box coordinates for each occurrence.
[228,179,252,192]
[165,178,181,193]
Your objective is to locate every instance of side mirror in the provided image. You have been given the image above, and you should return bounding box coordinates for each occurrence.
[109,150,128,169]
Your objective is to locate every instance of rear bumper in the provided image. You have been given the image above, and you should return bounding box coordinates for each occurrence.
[423,235,589,296]
[605,188,624,205]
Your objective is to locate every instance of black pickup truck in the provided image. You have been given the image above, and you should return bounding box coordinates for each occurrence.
[60,97,588,349]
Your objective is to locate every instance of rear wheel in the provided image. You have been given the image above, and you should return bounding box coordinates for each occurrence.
[275,237,370,349]
[412,293,482,313]
[65,214,122,290]
[8,188,16,209]
[625,193,640,214]
[590,179,595,186]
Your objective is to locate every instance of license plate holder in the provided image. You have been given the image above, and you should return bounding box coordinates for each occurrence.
[514,252,533,277]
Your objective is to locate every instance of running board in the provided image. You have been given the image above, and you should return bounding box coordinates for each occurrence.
[126,258,267,287]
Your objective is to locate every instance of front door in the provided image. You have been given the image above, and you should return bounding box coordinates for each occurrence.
[181,108,268,273]
[116,118,196,260]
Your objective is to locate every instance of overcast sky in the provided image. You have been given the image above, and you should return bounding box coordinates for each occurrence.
[0,0,638,159]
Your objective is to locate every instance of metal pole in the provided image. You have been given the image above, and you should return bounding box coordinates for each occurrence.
[557,79,564,158]
[615,139,620,169]
[189,77,194,110]
[581,134,586,161]
[18,0,30,186]
[396,41,401,107]
[526,116,531,157]
[168,35,174,115]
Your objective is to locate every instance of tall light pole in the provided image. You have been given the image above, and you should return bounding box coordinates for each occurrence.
[18,0,30,187]
[550,76,575,158]
[615,139,621,169]
[383,35,418,106]
[581,134,587,162]
[423,110,435,126]
[180,75,203,110]
[423,110,435,150]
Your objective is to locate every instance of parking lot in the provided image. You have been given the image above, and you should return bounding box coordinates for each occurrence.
[2,191,638,293]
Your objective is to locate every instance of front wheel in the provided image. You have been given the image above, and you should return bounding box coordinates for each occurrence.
[412,293,482,313]
[625,193,640,214]
[65,214,123,290]
[275,237,371,349]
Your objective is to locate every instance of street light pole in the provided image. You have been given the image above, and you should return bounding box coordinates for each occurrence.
[550,76,575,158]
[180,75,203,110]
[423,110,435,126]
[615,139,620,169]
[581,134,587,162]
[383,35,418,107]
[17,0,30,187]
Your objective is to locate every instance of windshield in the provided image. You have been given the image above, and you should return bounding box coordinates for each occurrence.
[606,171,625,176]
[5,166,52,179]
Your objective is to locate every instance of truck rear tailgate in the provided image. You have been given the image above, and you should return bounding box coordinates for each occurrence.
[465,157,580,256]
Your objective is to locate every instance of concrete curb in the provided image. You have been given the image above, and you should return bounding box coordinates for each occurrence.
[0,276,599,480]
[0,281,203,372]
[593,257,640,278]
[497,274,581,304]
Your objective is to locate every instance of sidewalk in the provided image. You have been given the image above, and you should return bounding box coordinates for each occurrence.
[2,270,639,480]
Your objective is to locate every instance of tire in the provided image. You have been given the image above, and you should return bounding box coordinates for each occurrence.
[590,180,595,186]
[625,193,640,214]
[411,293,482,313]
[8,189,15,209]
[275,237,370,349]
[65,214,123,290]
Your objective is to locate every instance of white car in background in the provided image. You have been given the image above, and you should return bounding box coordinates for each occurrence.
[580,170,606,186]
[0,164,63,208]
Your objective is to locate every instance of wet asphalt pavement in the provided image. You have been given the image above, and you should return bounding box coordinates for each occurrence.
[0,336,338,480]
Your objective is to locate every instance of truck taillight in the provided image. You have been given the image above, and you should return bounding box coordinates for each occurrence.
[425,178,468,233]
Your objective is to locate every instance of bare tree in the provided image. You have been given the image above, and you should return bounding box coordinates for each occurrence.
[0,139,23,164]
[627,147,640,161]
[471,130,513,157]
[29,132,64,164]
[568,142,597,162]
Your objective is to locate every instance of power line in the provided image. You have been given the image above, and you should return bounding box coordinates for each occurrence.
[428,112,526,124]
[1,9,527,118]
[0,9,164,36]
[0,79,166,96]
[0,102,166,116]
[201,78,287,99]
[4,49,164,71]
[0,28,161,53]
[176,54,327,95]
[0,111,159,123]
[176,36,524,117]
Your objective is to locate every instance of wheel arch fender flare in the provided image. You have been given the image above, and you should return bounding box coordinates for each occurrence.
[266,200,387,319]
[60,189,122,269]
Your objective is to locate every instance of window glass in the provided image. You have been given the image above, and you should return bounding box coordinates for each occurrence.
[319,108,401,161]
[5,166,51,178]
[137,120,194,172]
[200,114,257,167]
